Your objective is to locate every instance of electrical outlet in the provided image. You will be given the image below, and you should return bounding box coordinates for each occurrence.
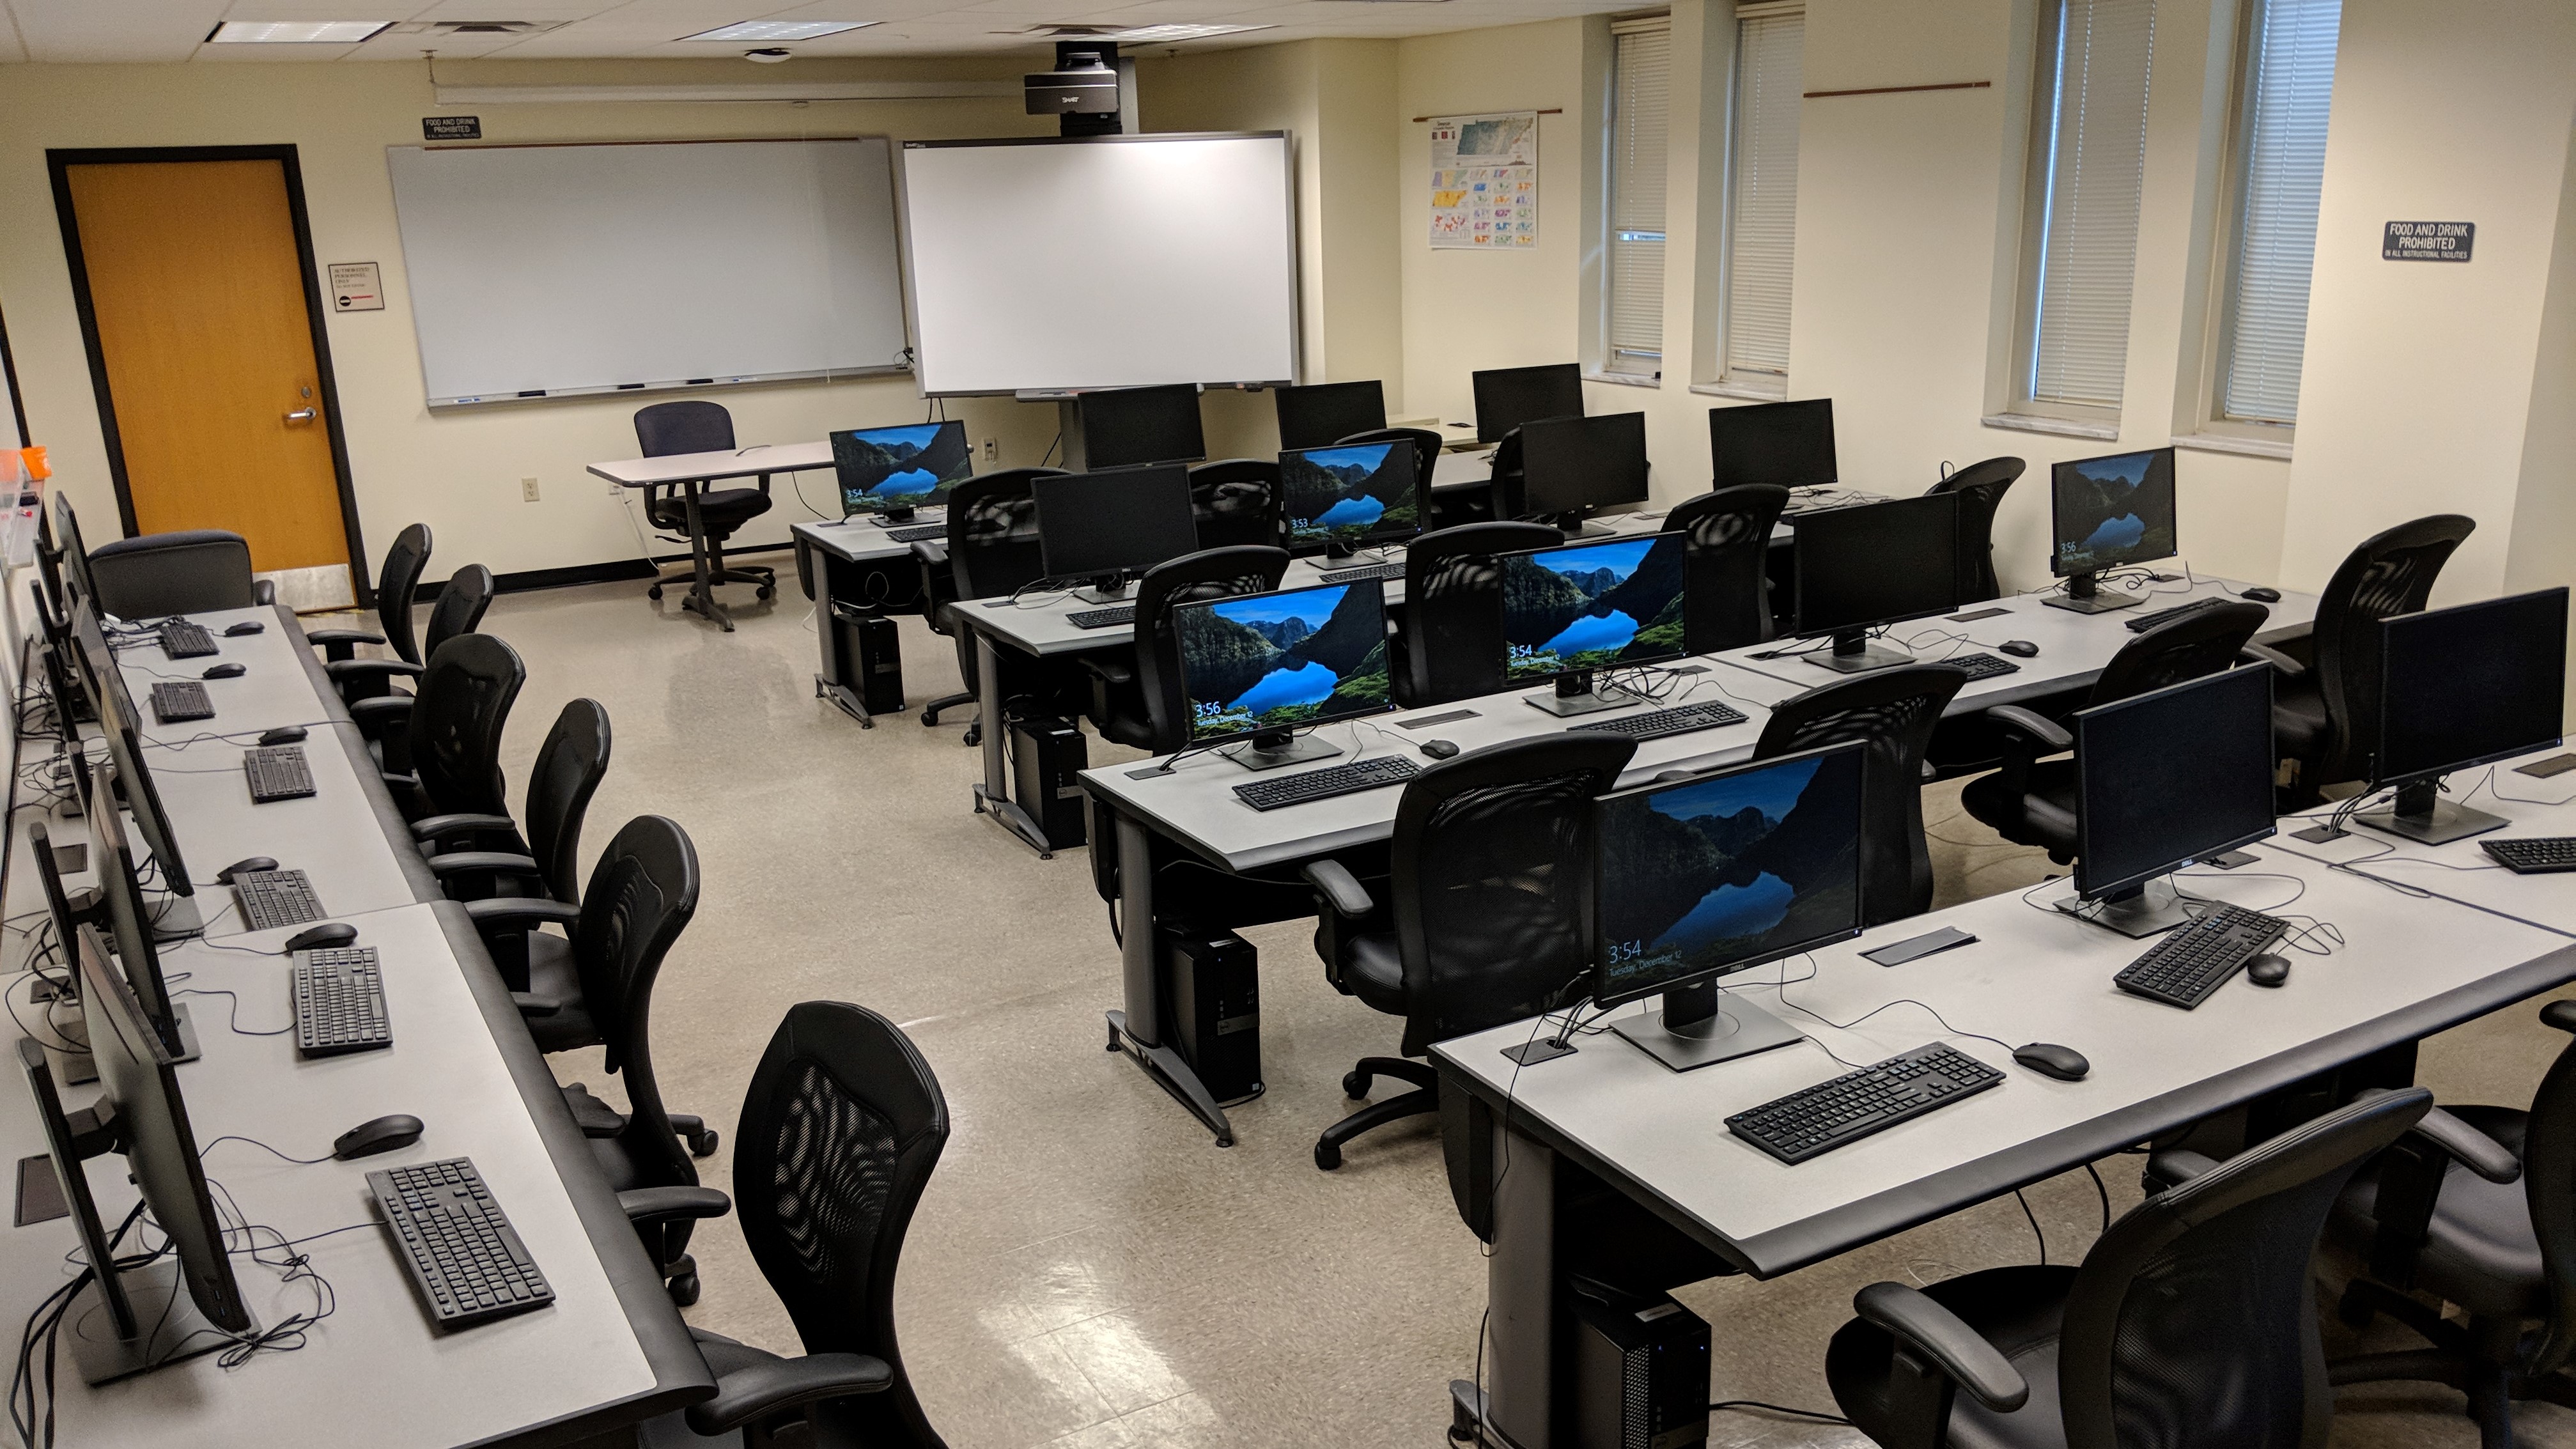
[520,477,541,502]
[981,436,998,465]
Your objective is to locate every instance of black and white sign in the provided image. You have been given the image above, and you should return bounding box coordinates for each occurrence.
[423,115,482,141]
[327,261,384,313]
[2384,220,2474,262]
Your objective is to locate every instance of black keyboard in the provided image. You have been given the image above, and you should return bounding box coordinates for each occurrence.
[233,868,324,931]
[1576,700,1750,742]
[2124,597,2233,633]
[2483,837,2576,874]
[368,1158,555,1330]
[157,620,217,659]
[1944,653,2022,682]
[1067,606,1137,631]
[1317,562,1408,585]
[293,947,389,1057]
[244,745,315,803]
[149,680,213,724]
[1232,755,1421,811]
[2113,903,2290,1008]
[882,523,944,543]
[1728,1043,2004,1165]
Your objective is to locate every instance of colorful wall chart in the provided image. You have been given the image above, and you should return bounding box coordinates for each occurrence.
[1429,112,1538,249]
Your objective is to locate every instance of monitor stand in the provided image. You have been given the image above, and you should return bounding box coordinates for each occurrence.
[2042,570,2139,615]
[2056,875,2192,938]
[1525,670,1647,717]
[2354,778,2508,846]
[147,888,202,940]
[1612,979,1804,1072]
[1810,628,1916,675]
[1071,575,1135,607]
[64,1257,251,1385]
[1229,729,1344,771]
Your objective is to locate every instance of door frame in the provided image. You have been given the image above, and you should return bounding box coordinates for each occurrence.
[47,144,370,603]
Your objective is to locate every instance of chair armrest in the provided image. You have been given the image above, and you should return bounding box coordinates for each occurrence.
[2546,1000,2576,1035]
[1985,706,2072,755]
[1085,656,1137,686]
[2354,1087,2519,1183]
[325,658,424,685]
[304,628,382,663]
[350,695,414,732]
[2146,1149,2222,1189]
[511,992,563,1017]
[464,897,583,931]
[1302,860,1376,919]
[2240,642,2307,679]
[910,539,949,570]
[619,1186,731,1231]
[1852,1282,2030,1413]
[252,580,275,606]
[426,851,544,881]
[684,1354,893,1436]
[412,812,520,844]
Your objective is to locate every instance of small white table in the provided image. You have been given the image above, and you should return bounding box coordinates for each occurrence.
[586,441,834,632]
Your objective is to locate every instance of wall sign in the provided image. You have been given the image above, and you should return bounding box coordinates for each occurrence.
[327,262,384,312]
[2384,221,2473,262]
[423,115,482,141]
[1428,112,1538,249]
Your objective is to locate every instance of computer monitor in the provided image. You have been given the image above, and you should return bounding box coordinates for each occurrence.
[85,762,199,1062]
[1275,380,1388,451]
[2353,586,2569,845]
[53,493,97,610]
[1280,440,1420,558]
[1520,412,1650,522]
[72,603,198,924]
[35,500,68,622]
[831,420,974,522]
[1032,465,1201,602]
[1472,363,1584,444]
[1790,492,1962,672]
[31,582,89,733]
[1593,742,1867,1071]
[1174,580,1392,771]
[2045,447,2178,614]
[1709,399,1836,490]
[29,821,93,976]
[1078,384,1207,469]
[1500,534,1689,716]
[2067,663,2278,936]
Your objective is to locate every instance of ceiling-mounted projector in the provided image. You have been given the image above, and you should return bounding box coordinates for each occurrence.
[1025,51,1120,114]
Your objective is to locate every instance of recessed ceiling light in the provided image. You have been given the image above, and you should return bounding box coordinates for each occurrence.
[1099,22,1275,42]
[679,20,876,42]
[206,20,394,43]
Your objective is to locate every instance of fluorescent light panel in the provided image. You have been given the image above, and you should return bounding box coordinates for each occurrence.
[207,19,393,42]
[1104,22,1273,42]
[679,20,877,40]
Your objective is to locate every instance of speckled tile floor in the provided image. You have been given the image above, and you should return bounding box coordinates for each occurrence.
[428,571,2576,1448]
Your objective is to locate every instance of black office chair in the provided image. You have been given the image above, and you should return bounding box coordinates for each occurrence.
[630,1002,950,1449]
[1484,425,1563,522]
[2320,1003,2576,1448]
[1300,733,1638,1170]
[633,401,777,607]
[910,467,1066,740]
[1187,460,1284,550]
[386,631,523,824]
[1335,427,1444,498]
[1755,666,1967,926]
[344,564,497,763]
[1959,603,2270,860]
[307,523,432,687]
[1824,1087,2430,1449]
[411,697,610,911]
[84,529,273,617]
[1927,457,2024,604]
[1388,522,1562,709]
[2251,514,2476,806]
[1084,546,1291,754]
[1664,485,1789,652]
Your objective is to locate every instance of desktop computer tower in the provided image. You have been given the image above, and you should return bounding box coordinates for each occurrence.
[1009,716,1090,848]
[828,605,906,718]
[1160,927,1262,1104]
[1568,1289,1711,1449]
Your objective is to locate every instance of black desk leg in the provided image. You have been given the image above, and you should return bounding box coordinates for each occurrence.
[677,481,733,632]
[1448,1114,1559,1449]
[967,631,1055,856]
[1102,810,1237,1147]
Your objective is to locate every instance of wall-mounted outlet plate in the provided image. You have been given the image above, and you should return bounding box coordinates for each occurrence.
[521,477,541,502]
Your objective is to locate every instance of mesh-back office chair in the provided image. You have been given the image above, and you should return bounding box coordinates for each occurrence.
[308,523,431,689]
[1959,603,2270,861]
[632,1002,950,1449]
[387,631,523,824]
[910,468,1066,740]
[1388,522,1562,709]
[1664,485,1788,652]
[85,529,272,618]
[350,565,496,775]
[1756,666,1967,926]
[1186,460,1284,550]
[1300,734,1638,1170]
[1927,457,2024,604]
[2252,514,2476,806]
[412,697,610,911]
[1824,1087,2430,1449]
[633,401,777,613]
[1085,546,1292,754]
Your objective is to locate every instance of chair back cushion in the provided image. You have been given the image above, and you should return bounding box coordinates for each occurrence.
[573,816,701,1192]
[86,531,258,619]
[2311,514,2476,779]
[1755,665,1966,925]
[408,632,524,819]
[1187,460,1284,550]
[1666,485,1788,652]
[378,523,433,665]
[1401,522,1565,708]
[1925,457,2024,604]
[944,469,1064,601]
[633,400,734,458]
[1135,545,1292,754]
[527,699,611,904]
[2089,600,2269,708]
[1334,428,1444,496]
[424,564,495,657]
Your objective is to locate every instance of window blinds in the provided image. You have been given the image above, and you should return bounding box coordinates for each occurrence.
[1607,17,1672,376]
[2219,0,2339,424]
[2028,0,2157,408]
[1725,8,1804,379]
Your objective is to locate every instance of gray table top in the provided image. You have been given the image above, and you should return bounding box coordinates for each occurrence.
[2265,745,2576,937]
[1432,840,2576,1278]
[588,439,835,488]
[116,607,343,743]
[795,509,950,564]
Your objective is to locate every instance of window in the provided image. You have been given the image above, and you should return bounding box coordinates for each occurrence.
[2015,0,2157,419]
[1719,5,1803,390]
[2212,0,2339,428]
[1604,15,1671,378]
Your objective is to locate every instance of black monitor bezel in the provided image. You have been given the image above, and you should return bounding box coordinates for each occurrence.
[84,763,183,1055]
[53,493,95,610]
[1030,465,1200,583]
[1275,380,1388,451]
[2047,446,2179,580]
[1278,438,1422,556]
[1172,578,1395,748]
[1496,533,1691,688]
[71,603,194,899]
[17,1035,139,1341]
[1708,398,1838,491]
[1519,412,1650,516]
[2072,664,2279,901]
[1790,492,1964,640]
[2371,587,2570,792]
[1471,364,1585,444]
[1078,384,1208,469]
[830,419,972,518]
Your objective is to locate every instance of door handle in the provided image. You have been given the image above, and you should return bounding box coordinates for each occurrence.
[284,407,316,424]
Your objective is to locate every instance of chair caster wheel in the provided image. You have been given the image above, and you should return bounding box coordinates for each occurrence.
[648,585,663,600]
[688,1129,719,1158]
[1342,1071,1372,1099]
[1314,1141,1342,1171]
[756,586,774,600]
[964,726,981,748]
[667,1272,701,1307]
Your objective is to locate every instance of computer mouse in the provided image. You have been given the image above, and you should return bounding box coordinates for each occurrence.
[2240,585,2283,603]
[215,856,278,885]
[2013,1042,2090,1081]
[222,621,265,637]
[201,663,246,679]
[332,1115,424,1161]
[284,922,359,952]
[1420,740,1462,761]
[258,725,308,746]
[1999,640,2040,658]
[2247,954,2292,987]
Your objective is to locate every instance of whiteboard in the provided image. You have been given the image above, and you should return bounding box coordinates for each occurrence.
[386,139,909,407]
[899,134,1298,395]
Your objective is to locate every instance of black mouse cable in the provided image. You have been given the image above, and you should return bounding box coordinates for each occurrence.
[198,1135,336,1166]
[138,727,285,754]
[1769,958,2021,1063]
[175,987,293,1037]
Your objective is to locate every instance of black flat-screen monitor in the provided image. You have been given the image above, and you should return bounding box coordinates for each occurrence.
[1175,580,1392,745]
[86,763,189,1059]
[1473,364,1584,444]
[2051,447,2178,579]
[1032,466,1200,586]
[1709,399,1836,490]
[72,603,194,903]
[1501,534,1689,686]
[2377,588,2567,790]
[1280,440,1420,556]
[1520,413,1650,518]
[1080,384,1207,469]
[831,421,974,518]
[53,494,96,610]
[1275,381,1388,451]
[1791,493,1962,669]
[2073,664,2277,903]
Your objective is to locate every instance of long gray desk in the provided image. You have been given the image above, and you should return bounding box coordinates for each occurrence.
[2265,744,2576,937]
[1429,842,2576,1448]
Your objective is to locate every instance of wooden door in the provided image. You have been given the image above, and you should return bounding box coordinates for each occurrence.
[58,155,354,592]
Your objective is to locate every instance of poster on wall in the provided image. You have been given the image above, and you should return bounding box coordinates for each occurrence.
[1428,112,1537,249]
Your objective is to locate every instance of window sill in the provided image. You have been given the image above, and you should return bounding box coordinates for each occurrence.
[1981,412,2120,441]
[1583,370,1663,390]
[2172,431,2293,461]
[1691,379,1788,401]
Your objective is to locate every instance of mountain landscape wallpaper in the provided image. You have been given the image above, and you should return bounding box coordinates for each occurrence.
[2053,449,2175,575]
[833,422,974,513]
[1179,584,1392,741]
[1282,442,1418,548]
[1501,535,1688,681]
[1596,750,1865,1000]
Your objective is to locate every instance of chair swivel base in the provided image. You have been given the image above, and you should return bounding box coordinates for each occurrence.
[1315,1058,1439,1170]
